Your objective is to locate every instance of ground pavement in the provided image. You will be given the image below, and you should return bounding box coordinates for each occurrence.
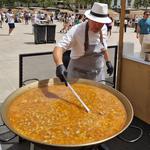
[0,20,141,103]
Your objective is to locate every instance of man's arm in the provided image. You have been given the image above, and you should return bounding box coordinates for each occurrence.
[53,46,64,66]
[102,48,114,76]
[53,26,75,66]
[53,46,68,83]
[101,24,108,49]
[100,25,113,76]
[104,50,114,76]
[103,49,110,62]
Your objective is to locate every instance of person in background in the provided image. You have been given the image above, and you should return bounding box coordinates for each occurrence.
[106,14,113,36]
[6,9,15,35]
[136,11,150,57]
[60,13,69,33]
[20,11,24,23]
[39,11,45,20]
[124,18,128,32]
[134,16,139,32]
[50,13,54,23]
[78,14,84,24]
[24,11,29,25]
[0,10,3,28]
[53,2,113,85]
[45,13,51,24]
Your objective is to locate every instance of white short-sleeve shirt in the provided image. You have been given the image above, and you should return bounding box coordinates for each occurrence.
[56,21,108,59]
[6,12,15,24]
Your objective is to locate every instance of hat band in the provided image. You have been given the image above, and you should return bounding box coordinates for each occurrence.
[90,11,108,17]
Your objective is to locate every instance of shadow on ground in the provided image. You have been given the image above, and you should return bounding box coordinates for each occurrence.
[24,33,33,35]
[24,42,35,45]
[0,34,9,36]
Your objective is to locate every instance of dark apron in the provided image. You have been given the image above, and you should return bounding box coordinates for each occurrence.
[67,22,105,82]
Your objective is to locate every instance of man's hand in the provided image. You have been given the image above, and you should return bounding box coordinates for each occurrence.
[106,61,113,76]
[56,64,67,83]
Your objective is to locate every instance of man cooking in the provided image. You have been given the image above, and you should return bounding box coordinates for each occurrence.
[53,2,113,84]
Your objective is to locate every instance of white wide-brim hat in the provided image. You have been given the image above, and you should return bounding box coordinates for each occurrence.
[84,2,111,24]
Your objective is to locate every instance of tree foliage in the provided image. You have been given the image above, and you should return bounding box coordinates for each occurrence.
[134,0,150,9]
[0,0,113,8]
[2,0,149,9]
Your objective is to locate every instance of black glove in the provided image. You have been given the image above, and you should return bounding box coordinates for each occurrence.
[106,61,114,76]
[56,64,67,83]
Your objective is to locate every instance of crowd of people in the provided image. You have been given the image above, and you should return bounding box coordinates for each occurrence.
[0,8,89,35]
[58,13,85,33]
[0,6,149,57]
[56,12,115,36]
[56,11,149,38]
[0,8,55,35]
[0,7,148,35]
[0,9,54,24]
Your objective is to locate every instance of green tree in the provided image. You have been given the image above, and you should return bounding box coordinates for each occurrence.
[134,0,142,9]
[143,0,150,9]
[2,0,16,7]
[134,0,150,9]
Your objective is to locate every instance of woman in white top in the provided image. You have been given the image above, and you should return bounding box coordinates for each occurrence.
[6,9,15,35]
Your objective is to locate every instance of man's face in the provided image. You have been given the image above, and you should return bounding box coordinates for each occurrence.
[88,19,104,33]
[144,12,150,19]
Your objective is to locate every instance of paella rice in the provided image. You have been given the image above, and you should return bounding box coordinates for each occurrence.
[7,83,127,145]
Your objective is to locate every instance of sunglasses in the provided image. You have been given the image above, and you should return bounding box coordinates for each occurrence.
[145,14,150,15]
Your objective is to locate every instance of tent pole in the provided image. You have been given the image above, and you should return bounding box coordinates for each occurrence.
[116,0,126,90]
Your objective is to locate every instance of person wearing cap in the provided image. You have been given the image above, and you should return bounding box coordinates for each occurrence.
[53,2,113,83]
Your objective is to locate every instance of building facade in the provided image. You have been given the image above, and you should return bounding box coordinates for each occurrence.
[111,0,135,8]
